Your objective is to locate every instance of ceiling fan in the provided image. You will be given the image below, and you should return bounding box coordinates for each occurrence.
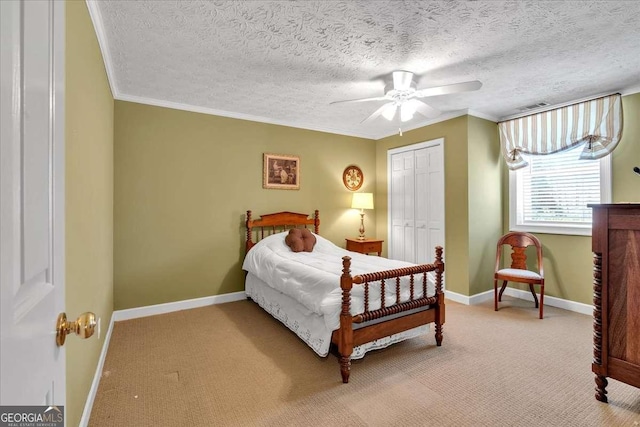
[331,71,482,124]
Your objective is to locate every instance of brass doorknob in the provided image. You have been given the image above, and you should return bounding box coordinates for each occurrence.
[56,312,96,346]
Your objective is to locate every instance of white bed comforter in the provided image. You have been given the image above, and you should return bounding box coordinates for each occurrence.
[242,232,434,331]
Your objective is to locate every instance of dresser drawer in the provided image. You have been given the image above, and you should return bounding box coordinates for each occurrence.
[345,238,383,255]
[360,242,380,253]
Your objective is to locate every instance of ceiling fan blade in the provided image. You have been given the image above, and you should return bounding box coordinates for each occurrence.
[330,96,388,105]
[413,80,482,98]
[411,99,441,119]
[361,102,395,124]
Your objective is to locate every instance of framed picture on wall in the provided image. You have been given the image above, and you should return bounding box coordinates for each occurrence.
[263,153,300,190]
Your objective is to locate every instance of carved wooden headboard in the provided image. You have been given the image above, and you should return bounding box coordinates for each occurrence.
[245,210,320,253]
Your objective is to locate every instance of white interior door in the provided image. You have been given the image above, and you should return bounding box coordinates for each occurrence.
[1,0,66,409]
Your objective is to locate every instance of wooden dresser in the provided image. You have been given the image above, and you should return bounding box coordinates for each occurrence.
[590,203,640,402]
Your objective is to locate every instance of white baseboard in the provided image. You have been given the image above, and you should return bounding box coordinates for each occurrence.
[79,312,115,427]
[112,291,247,321]
[501,288,592,316]
[445,290,471,305]
[445,289,493,305]
[446,288,592,316]
[79,291,247,426]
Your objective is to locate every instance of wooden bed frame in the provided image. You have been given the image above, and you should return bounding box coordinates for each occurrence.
[245,210,445,383]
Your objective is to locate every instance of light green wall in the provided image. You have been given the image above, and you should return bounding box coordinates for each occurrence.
[65,1,114,426]
[502,92,640,305]
[375,116,471,295]
[467,116,503,295]
[613,93,640,203]
[114,101,375,309]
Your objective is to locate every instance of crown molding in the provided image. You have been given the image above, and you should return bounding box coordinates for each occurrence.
[85,0,118,98]
[115,92,501,140]
[467,109,499,123]
[621,84,640,96]
[116,94,380,140]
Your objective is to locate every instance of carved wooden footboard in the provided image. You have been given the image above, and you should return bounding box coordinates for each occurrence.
[334,247,444,383]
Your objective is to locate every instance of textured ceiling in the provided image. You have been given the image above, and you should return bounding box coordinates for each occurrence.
[91,0,640,139]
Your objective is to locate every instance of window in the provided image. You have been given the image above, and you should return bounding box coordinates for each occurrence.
[509,145,611,236]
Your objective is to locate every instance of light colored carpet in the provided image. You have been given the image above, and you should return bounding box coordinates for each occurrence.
[89,297,640,426]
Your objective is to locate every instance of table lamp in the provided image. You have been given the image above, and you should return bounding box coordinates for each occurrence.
[351,192,374,240]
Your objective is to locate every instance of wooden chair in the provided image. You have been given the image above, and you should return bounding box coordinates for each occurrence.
[494,232,545,319]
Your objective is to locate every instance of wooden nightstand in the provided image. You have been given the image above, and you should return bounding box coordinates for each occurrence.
[345,238,384,256]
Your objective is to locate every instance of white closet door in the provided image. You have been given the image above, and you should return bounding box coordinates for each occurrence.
[390,151,415,262]
[391,153,405,260]
[402,152,415,263]
[414,148,430,264]
[427,144,445,255]
[415,144,445,263]
[388,138,444,268]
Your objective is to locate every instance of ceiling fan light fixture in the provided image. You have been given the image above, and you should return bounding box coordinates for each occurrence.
[382,103,397,121]
[400,101,416,122]
[392,71,414,91]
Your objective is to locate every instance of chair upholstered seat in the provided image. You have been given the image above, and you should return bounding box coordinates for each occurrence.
[496,268,542,280]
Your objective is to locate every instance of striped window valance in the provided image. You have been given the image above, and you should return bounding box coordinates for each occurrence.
[498,94,623,170]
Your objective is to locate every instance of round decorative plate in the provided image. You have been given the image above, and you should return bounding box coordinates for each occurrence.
[343,165,363,191]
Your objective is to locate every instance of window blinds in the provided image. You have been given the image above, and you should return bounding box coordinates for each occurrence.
[517,146,600,225]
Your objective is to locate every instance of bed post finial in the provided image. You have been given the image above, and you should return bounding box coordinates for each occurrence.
[246,210,253,252]
[435,245,444,292]
[339,256,354,383]
[314,210,320,234]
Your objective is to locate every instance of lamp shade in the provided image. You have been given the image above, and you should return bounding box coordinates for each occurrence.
[351,192,374,210]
